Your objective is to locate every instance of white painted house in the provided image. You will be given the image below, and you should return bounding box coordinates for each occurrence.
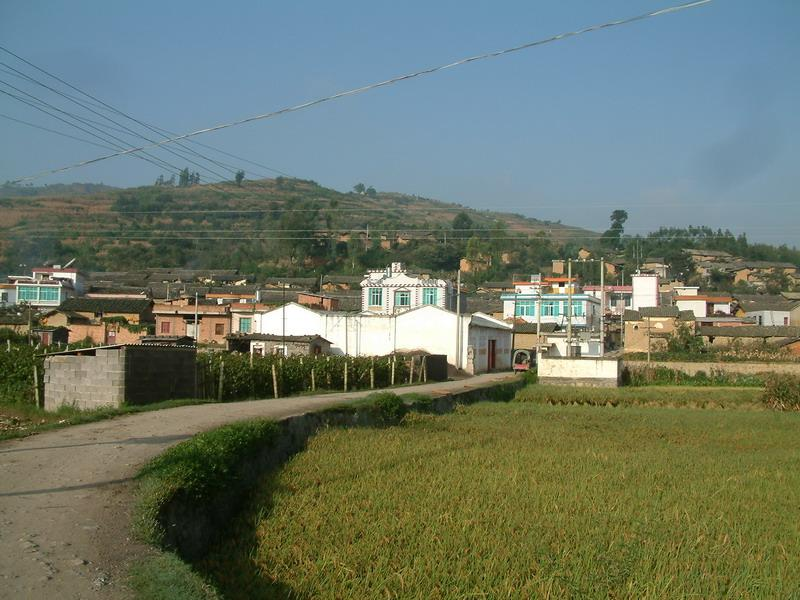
[361,263,456,314]
[257,302,512,374]
[500,275,601,330]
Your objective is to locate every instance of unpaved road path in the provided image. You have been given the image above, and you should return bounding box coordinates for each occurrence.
[0,372,517,599]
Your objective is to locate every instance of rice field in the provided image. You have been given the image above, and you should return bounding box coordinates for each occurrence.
[202,401,800,599]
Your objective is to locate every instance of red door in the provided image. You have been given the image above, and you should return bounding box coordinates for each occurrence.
[487,339,496,370]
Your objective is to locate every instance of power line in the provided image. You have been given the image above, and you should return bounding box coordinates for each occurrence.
[0,49,292,179]
[0,111,121,152]
[0,62,234,182]
[0,85,180,174]
[6,0,714,183]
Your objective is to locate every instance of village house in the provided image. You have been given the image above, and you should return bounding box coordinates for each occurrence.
[500,275,602,331]
[226,333,332,356]
[734,294,800,326]
[361,263,457,314]
[42,297,154,345]
[622,307,695,353]
[698,325,800,352]
[256,302,512,374]
[672,286,732,318]
[0,282,16,307]
[9,270,77,309]
[583,284,633,316]
[153,300,230,345]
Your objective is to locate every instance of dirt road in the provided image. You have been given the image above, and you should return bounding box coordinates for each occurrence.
[0,372,517,599]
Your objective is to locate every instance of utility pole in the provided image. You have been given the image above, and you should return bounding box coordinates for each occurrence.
[600,257,605,357]
[536,281,542,363]
[647,315,652,363]
[455,269,461,370]
[566,258,573,357]
[193,292,199,342]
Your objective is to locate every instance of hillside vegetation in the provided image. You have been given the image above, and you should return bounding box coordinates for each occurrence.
[2,178,798,287]
[0,178,585,280]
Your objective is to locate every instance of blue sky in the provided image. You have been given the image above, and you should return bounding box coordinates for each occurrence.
[1,1,798,245]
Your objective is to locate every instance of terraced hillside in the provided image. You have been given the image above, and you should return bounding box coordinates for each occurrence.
[0,178,593,279]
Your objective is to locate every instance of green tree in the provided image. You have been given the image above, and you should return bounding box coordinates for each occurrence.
[366,186,377,198]
[178,168,190,187]
[451,212,473,238]
[353,183,366,194]
[235,170,245,186]
[602,209,628,249]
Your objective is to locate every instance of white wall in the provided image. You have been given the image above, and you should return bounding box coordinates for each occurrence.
[538,356,621,386]
[632,274,660,310]
[675,298,707,318]
[748,310,790,326]
[257,304,512,374]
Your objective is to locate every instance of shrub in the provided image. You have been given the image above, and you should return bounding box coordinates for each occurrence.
[364,392,406,425]
[762,374,800,411]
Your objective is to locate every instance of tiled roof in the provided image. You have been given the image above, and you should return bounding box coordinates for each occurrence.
[58,297,153,315]
[698,325,800,338]
[513,322,559,334]
[624,307,695,321]
[225,333,331,344]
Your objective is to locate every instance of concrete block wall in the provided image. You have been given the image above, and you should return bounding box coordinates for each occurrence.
[44,350,126,411]
[124,346,197,405]
[44,346,197,411]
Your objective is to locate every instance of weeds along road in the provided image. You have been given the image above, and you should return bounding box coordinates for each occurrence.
[0,371,517,600]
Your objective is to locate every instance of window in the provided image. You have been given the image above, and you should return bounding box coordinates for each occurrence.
[572,303,584,317]
[215,323,225,335]
[515,300,536,316]
[394,290,410,307]
[160,321,171,334]
[785,317,790,326]
[422,288,438,305]
[39,287,60,302]
[18,286,38,302]
[239,317,252,333]
[368,288,383,306]
[542,301,560,316]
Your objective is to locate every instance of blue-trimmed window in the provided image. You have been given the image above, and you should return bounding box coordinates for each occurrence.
[572,303,585,316]
[239,317,252,333]
[515,300,536,316]
[394,290,410,307]
[368,288,383,306]
[542,301,560,316]
[18,286,38,302]
[40,287,60,302]
[422,287,438,305]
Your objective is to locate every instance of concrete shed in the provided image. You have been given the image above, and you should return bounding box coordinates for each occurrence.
[43,344,196,411]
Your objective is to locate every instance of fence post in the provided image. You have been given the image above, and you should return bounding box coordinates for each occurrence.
[343,359,348,392]
[33,363,41,408]
[391,356,396,386]
[217,361,225,402]
[311,367,316,392]
[409,356,415,384]
[422,355,427,383]
[272,363,279,399]
[370,357,375,389]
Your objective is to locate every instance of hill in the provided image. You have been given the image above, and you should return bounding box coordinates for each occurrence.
[0,178,594,280]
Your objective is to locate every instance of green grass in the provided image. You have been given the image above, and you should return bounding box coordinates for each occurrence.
[129,551,220,600]
[516,384,763,409]
[0,398,215,442]
[201,402,800,599]
[133,419,278,546]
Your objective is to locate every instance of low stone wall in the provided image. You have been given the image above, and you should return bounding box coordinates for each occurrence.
[154,379,524,562]
[538,357,621,387]
[623,360,800,376]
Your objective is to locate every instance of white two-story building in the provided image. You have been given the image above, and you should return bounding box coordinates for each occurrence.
[361,263,457,314]
[500,274,601,330]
